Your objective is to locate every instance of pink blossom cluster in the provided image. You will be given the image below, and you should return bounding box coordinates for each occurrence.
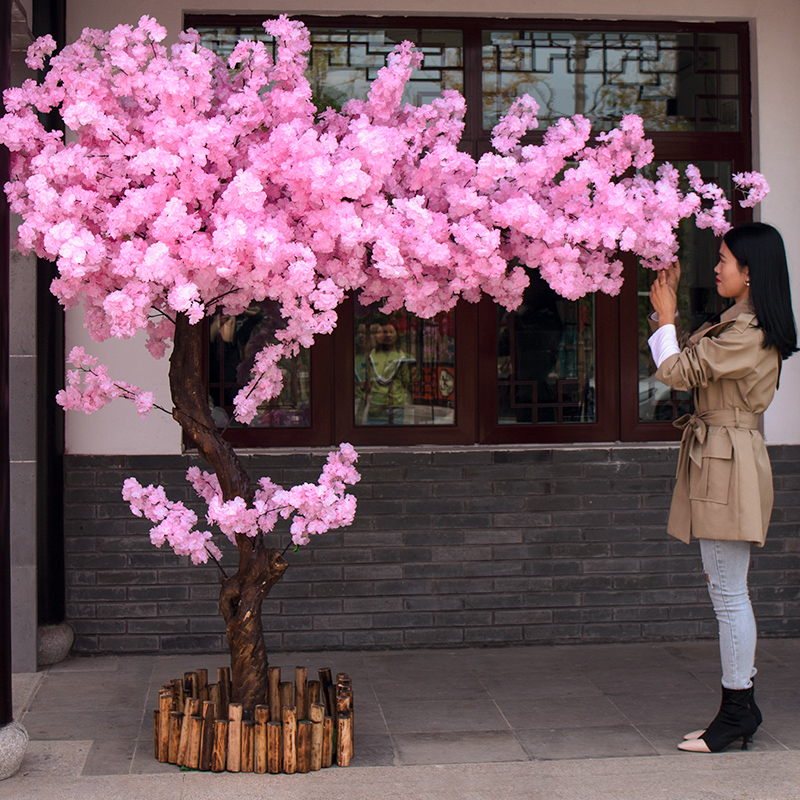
[1,18,771,563]
[124,444,359,560]
[733,172,771,208]
[57,346,154,417]
[0,16,770,421]
[122,477,222,565]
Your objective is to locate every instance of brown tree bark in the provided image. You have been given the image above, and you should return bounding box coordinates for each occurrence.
[169,312,288,714]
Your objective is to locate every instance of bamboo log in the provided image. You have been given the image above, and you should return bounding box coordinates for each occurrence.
[279,681,293,713]
[158,688,173,762]
[209,684,222,719]
[185,671,198,699]
[318,668,333,715]
[336,691,351,715]
[187,715,203,769]
[211,720,228,773]
[308,680,321,707]
[168,710,182,764]
[153,710,159,759]
[197,668,209,702]
[200,700,216,770]
[177,698,200,766]
[326,686,337,721]
[297,720,312,773]
[294,666,308,720]
[322,716,334,768]
[171,678,185,714]
[227,703,243,773]
[267,721,282,774]
[241,721,254,773]
[268,666,281,721]
[217,667,230,719]
[336,712,353,767]
[310,703,324,771]
[282,706,297,775]
[254,705,269,774]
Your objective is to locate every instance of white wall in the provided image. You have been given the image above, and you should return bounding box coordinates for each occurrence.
[61,0,800,451]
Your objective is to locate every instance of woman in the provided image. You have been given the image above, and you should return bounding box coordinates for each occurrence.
[648,222,797,753]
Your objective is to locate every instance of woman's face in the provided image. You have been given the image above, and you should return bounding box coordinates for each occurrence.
[715,241,750,303]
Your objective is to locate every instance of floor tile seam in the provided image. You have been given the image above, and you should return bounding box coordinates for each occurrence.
[473,672,534,762]
[625,720,670,757]
[19,668,49,718]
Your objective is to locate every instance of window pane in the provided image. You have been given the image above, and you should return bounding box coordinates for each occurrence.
[498,271,595,424]
[355,303,456,426]
[208,302,311,429]
[197,26,463,110]
[637,161,732,423]
[482,30,740,132]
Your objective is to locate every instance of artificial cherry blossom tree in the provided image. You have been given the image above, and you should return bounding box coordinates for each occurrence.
[0,16,768,711]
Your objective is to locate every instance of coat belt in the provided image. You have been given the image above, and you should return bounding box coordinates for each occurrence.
[673,408,761,474]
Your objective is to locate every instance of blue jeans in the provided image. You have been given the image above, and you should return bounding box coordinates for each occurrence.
[699,538,757,690]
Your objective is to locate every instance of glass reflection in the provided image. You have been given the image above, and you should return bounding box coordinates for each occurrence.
[208,301,311,429]
[482,30,740,132]
[355,304,455,426]
[498,271,595,424]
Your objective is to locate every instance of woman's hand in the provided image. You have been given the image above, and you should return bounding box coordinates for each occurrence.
[649,262,679,327]
[663,259,681,292]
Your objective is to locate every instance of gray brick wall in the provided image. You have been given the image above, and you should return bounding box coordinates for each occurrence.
[63,445,800,654]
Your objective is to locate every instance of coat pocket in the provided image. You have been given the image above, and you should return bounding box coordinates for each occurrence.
[689,431,733,504]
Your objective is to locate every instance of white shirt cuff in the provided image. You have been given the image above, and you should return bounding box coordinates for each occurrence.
[648,324,680,368]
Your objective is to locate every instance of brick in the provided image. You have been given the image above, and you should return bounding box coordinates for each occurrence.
[495,609,554,625]
[404,596,463,612]
[403,628,464,645]
[127,586,189,601]
[344,630,404,647]
[313,614,373,630]
[159,635,225,652]
[492,449,553,464]
[128,618,190,634]
[523,624,582,641]
[431,545,492,563]
[405,530,464,547]
[71,619,126,635]
[467,626,527,644]
[343,596,403,613]
[97,603,158,618]
[281,631,344,648]
[432,610,492,627]
[404,563,463,579]
[553,608,614,624]
[492,513,552,528]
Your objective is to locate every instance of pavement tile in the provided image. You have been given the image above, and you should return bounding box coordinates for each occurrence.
[393,730,529,765]
[351,732,396,766]
[81,738,137,776]
[516,724,658,760]
[379,696,510,734]
[494,695,630,730]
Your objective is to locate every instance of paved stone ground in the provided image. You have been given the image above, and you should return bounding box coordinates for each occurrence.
[4,640,800,799]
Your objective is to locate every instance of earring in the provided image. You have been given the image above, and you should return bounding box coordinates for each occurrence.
[746,279,750,286]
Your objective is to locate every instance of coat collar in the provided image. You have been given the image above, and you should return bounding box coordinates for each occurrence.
[720,297,755,323]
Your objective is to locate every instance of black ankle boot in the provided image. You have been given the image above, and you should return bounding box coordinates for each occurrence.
[679,686,759,753]
[748,681,763,731]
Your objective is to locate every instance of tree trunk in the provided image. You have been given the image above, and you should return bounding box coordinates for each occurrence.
[169,313,288,714]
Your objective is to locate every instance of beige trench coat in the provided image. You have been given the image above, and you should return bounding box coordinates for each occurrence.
[655,299,781,546]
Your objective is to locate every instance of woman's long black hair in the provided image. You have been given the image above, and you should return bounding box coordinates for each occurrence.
[723,222,798,360]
